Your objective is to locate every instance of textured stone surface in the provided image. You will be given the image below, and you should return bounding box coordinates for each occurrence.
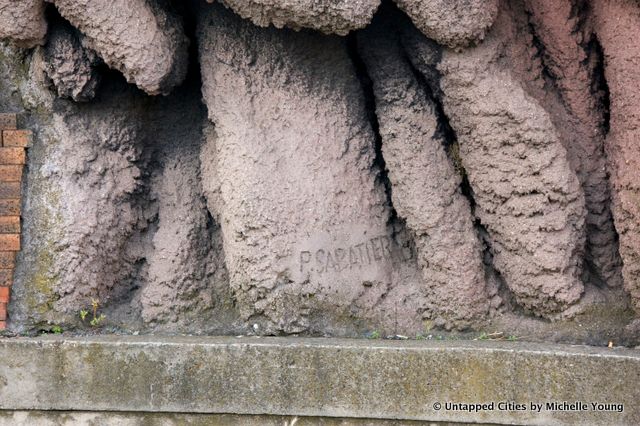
[0,412,470,426]
[0,336,638,425]
[592,0,640,312]
[11,78,150,325]
[139,90,235,332]
[0,0,638,338]
[43,22,101,102]
[211,0,380,35]
[358,15,491,329]
[394,0,498,49]
[7,59,240,333]
[50,0,189,95]
[402,3,587,318]
[0,0,47,48]
[198,3,426,335]
[510,0,623,290]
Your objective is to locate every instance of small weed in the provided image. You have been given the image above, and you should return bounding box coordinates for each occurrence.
[91,298,99,316]
[80,298,106,328]
[507,335,518,342]
[367,330,381,339]
[90,314,105,327]
[51,325,63,334]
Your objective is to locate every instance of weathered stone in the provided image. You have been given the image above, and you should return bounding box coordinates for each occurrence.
[0,411,467,426]
[10,79,150,325]
[592,0,640,312]
[198,3,426,334]
[0,336,637,425]
[508,0,623,290]
[7,56,241,333]
[402,2,587,318]
[139,91,234,332]
[43,22,101,102]
[358,15,491,329]
[211,0,380,35]
[0,0,637,338]
[393,0,498,49]
[50,0,189,95]
[0,0,47,48]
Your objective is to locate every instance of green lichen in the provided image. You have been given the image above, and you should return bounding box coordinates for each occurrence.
[0,43,30,97]
[24,163,64,320]
[447,142,467,180]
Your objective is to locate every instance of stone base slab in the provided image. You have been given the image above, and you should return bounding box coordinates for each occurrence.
[0,336,637,425]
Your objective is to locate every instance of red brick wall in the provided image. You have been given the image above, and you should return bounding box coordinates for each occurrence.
[0,113,30,329]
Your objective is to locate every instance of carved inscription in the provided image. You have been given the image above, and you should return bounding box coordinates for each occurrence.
[299,234,413,275]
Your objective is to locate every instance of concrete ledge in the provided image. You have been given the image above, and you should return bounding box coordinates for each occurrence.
[0,336,637,425]
[0,411,466,425]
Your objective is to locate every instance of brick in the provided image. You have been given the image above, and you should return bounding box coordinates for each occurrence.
[0,270,12,287]
[0,182,21,199]
[0,216,19,233]
[0,252,15,269]
[0,234,19,251]
[3,130,31,148]
[0,165,23,182]
[0,320,5,330]
[0,200,20,217]
[0,148,25,165]
[0,114,17,130]
[0,199,21,218]
[0,285,9,301]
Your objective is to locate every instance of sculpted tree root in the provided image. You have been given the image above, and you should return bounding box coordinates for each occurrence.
[211,0,381,35]
[43,19,101,102]
[358,13,491,329]
[525,0,623,290]
[0,0,638,339]
[197,3,428,333]
[401,1,587,317]
[10,78,151,324]
[592,0,640,313]
[394,0,498,49]
[49,0,189,95]
[0,0,47,48]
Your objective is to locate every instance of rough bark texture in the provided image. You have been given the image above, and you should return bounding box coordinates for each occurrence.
[0,0,47,48]
[520,0,623,290]
[393,0,498,49]
[11,76,151,326]
[358,15,492,328]
[401,1,587,318]
[211,0,381,35]
[0,0,637,342]
[197,3,430,334]
[43,22,101,102]
[139,90,233,332]
[592,0,640,311]
[50,0,189,95]
[7,47,236,334]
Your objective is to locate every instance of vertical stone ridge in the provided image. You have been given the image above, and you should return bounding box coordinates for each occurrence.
[358,14,491,330]
[523,0,623,290]
[401,1,587,318]
[592,0,640,313]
